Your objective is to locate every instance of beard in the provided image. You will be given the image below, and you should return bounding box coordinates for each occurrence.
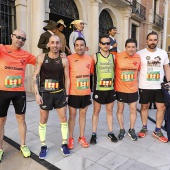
[148,44,157,49]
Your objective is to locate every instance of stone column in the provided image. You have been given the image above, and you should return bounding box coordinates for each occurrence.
[45,0,50,20]
[25,0,46,92]
[90,0,102,55]
[148,9,153,33]
[15,0,27,31]
[31,0,46,56]
[122,8,131,46]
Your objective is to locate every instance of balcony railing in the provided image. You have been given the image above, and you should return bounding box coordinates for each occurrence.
[153,12,163,29]
[130,0,146,20]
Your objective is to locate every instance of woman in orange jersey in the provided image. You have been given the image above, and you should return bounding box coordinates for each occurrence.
[115,38,141,141]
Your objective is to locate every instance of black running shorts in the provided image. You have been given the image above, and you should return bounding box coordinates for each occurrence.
[116,91,138,103]
[139,89,165,104]
[0,90,26,117]
[93,90,116,104]
[68,95,91,108]
[40,90,67,110]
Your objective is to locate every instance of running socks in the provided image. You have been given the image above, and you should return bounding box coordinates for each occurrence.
[39,123,46,146]
[108,131,114,135]
[143,125,147,129]
[155,127,161,132]
[61,122,68,144]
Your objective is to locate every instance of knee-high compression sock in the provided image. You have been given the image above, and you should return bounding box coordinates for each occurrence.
[61,122,68,144]
[38,123,46,146]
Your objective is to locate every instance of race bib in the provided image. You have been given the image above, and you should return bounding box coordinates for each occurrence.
[5,76,22,88]
[147,71,160,81]
[99,78,112,87]
[121,71,134,82]
[76,78,89,90]
[44,79,59,91]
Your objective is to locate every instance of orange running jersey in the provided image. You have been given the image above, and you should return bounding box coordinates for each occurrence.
[115,51,141,93]
[68,53,94,95]
[0,45,36,91]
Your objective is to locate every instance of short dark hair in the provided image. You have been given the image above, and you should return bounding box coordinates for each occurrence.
[74,37,86,46]
[107,27,117,34]
[125,38,137,47]
[146,31,158,40]
[99,34,110,43]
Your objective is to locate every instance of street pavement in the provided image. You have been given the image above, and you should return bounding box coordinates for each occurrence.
[1,92,170,170]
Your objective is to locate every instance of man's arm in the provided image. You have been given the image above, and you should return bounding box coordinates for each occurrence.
[164,63,170,83]
[37,33,48,49]
[33,54,44,105]
[92,53,97,65]
[62,58,70,96]
[65,45,71,54]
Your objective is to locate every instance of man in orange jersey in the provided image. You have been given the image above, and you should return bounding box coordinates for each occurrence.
[67,37,94,149]
[0,29,36,161]
[115,38,140,141]
[33,35,70,158]
[90,34,118,145]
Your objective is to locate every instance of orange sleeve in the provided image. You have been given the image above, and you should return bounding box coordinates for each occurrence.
[137,54,141,71]
[28,54,36,65]
[90,58,94,74]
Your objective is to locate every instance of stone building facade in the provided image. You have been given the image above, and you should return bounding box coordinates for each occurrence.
[0,0,167,92]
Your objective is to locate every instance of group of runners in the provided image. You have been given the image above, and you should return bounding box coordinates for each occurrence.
[0,28,169,162]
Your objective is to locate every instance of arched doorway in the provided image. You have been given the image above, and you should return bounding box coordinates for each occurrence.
[49,0,79,49]
[99,10,113,36]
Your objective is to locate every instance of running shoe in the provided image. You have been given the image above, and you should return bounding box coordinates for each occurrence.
[118,129,126,140]
[90,134,97,144]
[138,127,148,138]
[108,133,118,142]
[68,137,74,150]
[20,145,31,157]
[39,145,48,159]
[152,130,168,143]
[61,144,70,156]
[0,150,4,162]
[128,129,137,141]
[78,136,89,148]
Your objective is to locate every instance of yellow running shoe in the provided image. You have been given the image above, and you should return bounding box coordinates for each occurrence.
[0,149,4,162]
[20,145,31,157]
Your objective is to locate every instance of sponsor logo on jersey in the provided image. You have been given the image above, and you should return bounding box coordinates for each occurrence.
[4,66,23,71]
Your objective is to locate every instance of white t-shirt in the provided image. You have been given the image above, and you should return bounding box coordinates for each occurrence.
[137,48,169,89]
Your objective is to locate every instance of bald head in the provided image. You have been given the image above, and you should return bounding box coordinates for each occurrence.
[47,35,62,53]
[11,29,26,50]
[13,29,26,38]
[49,35,60,42]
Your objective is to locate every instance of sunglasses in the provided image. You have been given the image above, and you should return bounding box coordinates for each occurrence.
[100,42,110,45]
[12,34,26,41]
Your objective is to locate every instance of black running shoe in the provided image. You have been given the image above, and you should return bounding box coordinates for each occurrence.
[90,134,97,144]
[118,129,126,140]
[128,129,137,141]
[108,133,118,142]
